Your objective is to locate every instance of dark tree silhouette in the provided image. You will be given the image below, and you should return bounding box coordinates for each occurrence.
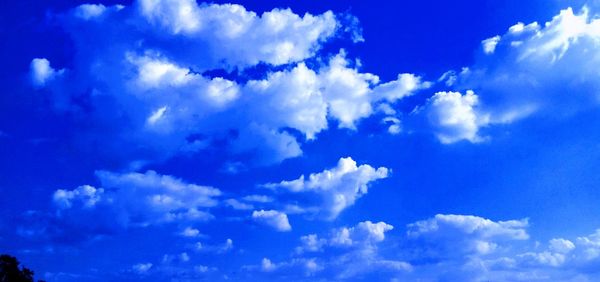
[0,254,45,282]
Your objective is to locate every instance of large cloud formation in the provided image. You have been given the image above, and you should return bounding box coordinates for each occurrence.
[29,0,425,165]
[246,214,600,281]
[418,6,600,144]
[17,1,600,281]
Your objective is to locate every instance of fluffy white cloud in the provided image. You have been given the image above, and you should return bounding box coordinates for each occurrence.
[481,35,501,54]
[52,170,220,228]
[293,221,409,279]
[298,221,394,253]
[372,73,427,102]
[318,53,379,128]
[53,185,104,209]
[74,4,115,20]
[180,227,201,238]
[137,0,337,66]
[549,238,576,254]
[407,214,529,256]
[243,63,326,139]
[247,220,406,280]
[433,6,600,144]
[29,58,63,88]
[420,90,490,143]
[398,215,600,281]
[28,1,426,165]
[263,157,389,219]
[252,210,292,232]
[27,54,425,165]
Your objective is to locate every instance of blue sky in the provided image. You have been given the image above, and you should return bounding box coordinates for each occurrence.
[3,0,600,281]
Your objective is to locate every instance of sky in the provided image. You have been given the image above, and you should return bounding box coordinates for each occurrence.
[3,0,600,281]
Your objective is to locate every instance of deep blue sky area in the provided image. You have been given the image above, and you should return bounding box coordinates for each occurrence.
[2,0,600,281]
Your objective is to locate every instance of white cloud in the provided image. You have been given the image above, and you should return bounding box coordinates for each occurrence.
[261,257,277,272]
[74,4,109,20]
[195,238,234,254]
[136,0,337,66]
[224,199,254,210]
[407,214,529,256]
[318,53,379,128]
[517,251,568,267]
[250,257,323,276]
[138,0,202,34]
[252,210,292,232]
[52,170,220,229]
[420,90,491,144]
[29,58,62,87]
[297,234,327,253]
[53,185,104,209]
[180,227,201,238]
[434,6,600,143]
[298,221,394,253]
[242,195,273,203]
[30,0,426,166]
[290,220,409,280]
[224,195,272,211]
[382,117,402,135]
[263,157,389,219]
[132,263,153,274]
[549,238,576,254]
[244,63,326,139]
[372,73,427,102]
[482,35,501,54]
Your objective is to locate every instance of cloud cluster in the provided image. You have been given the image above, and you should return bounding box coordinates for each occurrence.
[263,157,389,219]
[136,0,338,66]
[29,0,425,165]
[297,220,394,253]
[248,220,409,280]
[423,6,600,143]
[251,214,600,281]
[51,170,220,231]
[407,214,529,257]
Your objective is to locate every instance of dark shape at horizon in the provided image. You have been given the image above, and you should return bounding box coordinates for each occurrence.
[0,254,45,282]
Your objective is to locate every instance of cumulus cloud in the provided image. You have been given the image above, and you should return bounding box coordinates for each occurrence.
[549,238,576,254]
[29,58,63,87]
[53,185,104,209]
[263,157,389,219]
[407,214,529,257]
[252,210,292,232]
[52,170,219,230]
[26,0,425,165]
[418,90,491,143]
[481,35,501,54]
[297,221,394,253]
[430,6,600,144]
[257,220,409,280]
[136,0,338,66]
[398,215,600,281]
